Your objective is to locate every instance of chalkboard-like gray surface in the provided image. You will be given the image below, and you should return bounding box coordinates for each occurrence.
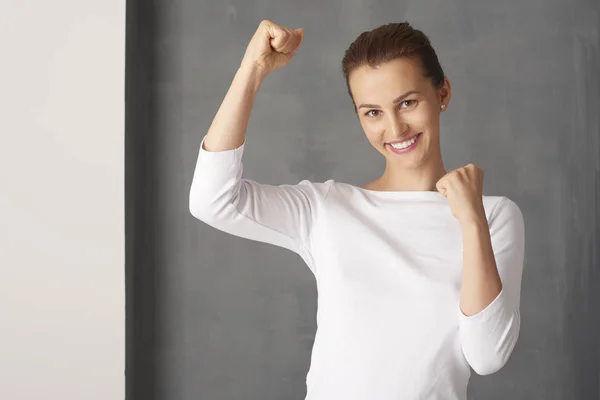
[126,1,600,399]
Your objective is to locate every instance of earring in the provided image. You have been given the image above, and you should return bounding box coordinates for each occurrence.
[440,104,446,110]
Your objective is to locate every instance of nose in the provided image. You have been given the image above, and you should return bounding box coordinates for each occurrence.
[388,114,409,137]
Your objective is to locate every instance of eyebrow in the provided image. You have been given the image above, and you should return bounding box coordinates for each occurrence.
[357,90,421,110]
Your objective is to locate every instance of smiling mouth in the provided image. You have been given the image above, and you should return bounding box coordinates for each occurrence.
[387,132,423,149]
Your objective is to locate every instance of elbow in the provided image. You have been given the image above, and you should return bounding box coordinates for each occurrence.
[189,200,203,220]
[188,164,243,222]
[462,313,521,376]
[189,198,216,224]
[189,193,202,219]
[463,327,520,376]
[189,186,213,222]
[188,183,237,223]
[469,354,510,376]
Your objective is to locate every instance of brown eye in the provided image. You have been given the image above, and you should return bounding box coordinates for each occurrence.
[365,100,416,117]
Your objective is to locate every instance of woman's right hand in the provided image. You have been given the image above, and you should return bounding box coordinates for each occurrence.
[240,20,304,76]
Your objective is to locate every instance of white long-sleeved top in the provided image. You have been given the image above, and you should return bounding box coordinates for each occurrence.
[189,135,525,400]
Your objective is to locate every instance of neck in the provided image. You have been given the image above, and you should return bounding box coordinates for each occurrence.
[379,155,447,192]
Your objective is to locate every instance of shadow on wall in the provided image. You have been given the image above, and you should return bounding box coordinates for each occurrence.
[126,1,160,399]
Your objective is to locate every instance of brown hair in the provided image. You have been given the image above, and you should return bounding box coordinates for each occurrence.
[341,21,445,112]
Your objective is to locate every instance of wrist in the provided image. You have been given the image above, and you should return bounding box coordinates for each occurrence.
[238,61,269,82]
[459,213,488,229]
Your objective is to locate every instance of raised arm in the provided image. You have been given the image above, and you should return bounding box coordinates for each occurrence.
[201,19,304,153]
[189,22,331,273]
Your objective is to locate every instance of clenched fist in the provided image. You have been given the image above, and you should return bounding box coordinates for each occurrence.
[240,20,304,75]
[435,163,486,224]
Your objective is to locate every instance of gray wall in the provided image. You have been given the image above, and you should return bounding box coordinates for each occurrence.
[126,1,600,399]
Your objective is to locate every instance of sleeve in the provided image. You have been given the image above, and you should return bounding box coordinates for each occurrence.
[458,196,526,375]
[188,134,332,273]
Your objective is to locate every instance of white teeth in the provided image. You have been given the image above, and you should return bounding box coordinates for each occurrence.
[390,134,419,149]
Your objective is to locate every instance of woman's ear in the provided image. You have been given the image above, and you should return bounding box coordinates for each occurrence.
[440,76,451,106]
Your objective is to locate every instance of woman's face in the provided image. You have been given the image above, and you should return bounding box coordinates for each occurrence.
[348,57,450,169]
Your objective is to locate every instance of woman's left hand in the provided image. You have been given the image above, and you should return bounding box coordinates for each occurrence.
[436,163,486,224]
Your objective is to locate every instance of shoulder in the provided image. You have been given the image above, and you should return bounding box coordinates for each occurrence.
[483,195,525,237]
[484,196,523,220]
[286,178,335,200]
[294,178,355,195]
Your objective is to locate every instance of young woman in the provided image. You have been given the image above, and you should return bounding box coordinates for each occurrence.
[189,20,525,400]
